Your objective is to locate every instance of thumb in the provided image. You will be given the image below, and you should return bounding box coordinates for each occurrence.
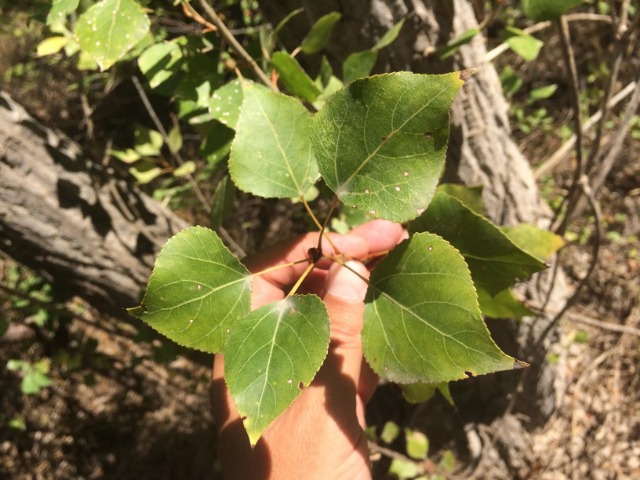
[323,261,370,346]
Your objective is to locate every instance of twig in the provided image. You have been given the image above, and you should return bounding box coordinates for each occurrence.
[131,76,210,209]
[534,81,637,179]
[197,0,275,90]
[565,310,640,337]
[589,77,640,196]
[552,16,585,236]
[485,13,612,62]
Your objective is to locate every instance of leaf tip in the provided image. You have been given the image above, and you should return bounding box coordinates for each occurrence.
[459,68,479,82]
[513,359,529,369]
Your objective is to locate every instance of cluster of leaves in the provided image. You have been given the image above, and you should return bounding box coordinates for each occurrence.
[39,0,568,447]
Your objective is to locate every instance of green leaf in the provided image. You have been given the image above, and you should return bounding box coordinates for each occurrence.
[502,224,565,261]
[208,80,243,129]
[224,295,330,445]
[503,26,543,61]
[363,232,521,384]
[522,0,582,21]
[47,0,79,26]
[229,82,318,199]
[74,0,150,71]
[410,191,547,295]
[134,126,163,156]
[273,7,304,37]
[389,458,420,479]
[138,40,184,89]
[312,72,464,223]
[402,381,454,405]
[372,16,407,51]
[380,421,401,443]
[477,287,535,319]
[37,36,69,57]
[129,226,251,353]
[438,28,479,60]
[130,161,163,184]
[436,183,484,214]
[210,175,236,229]
[167,123,183,154]
[110,148,141,163]
[271,52,322,102]
[342,50,378,84]
[22,371,52,395]
[197,121,234,165]
[299,12,342,55]
[528,84,558,104]
[172,161,195,177]
[405,429,429,459]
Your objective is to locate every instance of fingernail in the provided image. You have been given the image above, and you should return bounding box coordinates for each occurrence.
[326,261,369,301]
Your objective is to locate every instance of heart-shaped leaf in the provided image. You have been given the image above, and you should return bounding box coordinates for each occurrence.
[410,191,546,295]
[477,287,535,319]
[363,232,521,384]
[129,226,251,353]
[501,224,565,261]
[224,295,330,445]
[74,0,150,71]
[312,72,464,222]
[229,82,319,199]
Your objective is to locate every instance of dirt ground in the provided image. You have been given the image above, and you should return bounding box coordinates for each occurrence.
[2,10,640,480]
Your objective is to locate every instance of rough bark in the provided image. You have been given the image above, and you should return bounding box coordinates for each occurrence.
[261,1,569,476]
[0,91,188,319]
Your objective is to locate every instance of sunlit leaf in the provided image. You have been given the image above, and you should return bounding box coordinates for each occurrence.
[299,12,341,55]
[230,82,318,199]
[372,16,407,51]
[271,51,322,102]
[134,126,163,156]
[405,429,429,459]
[208,80,243,129]
[363,233,521,384]
[312,72,464,222]
[502,224,565,261]
[172,161,195,177]
[503,26,543,61]
[138,40,183,89]
[167,123,183,154]
[410,191,546,295]
[47,0,79,26]
[225,295,330,445]
[130,161,162,184]
[74,0,150,71]
[436,183,484,214]
[37,36,69,57]
[129,227,251,353]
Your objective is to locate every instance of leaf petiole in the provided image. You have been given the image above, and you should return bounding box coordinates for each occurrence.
[286,262,316,297]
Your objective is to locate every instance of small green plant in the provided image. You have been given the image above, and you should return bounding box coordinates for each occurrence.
[41,0,567,446]
[6,358,53,395]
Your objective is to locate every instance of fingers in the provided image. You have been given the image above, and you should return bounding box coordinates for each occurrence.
[245,232,368,289]
[349,219,406,255]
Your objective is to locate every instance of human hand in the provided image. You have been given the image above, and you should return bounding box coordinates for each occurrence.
[210,219,405,479]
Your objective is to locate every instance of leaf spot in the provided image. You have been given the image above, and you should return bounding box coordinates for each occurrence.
[298,381,304,389]
[352,205,357,209]
[416,208,425,215]
[403,171,409,177]
[464,371,475,378]
[196,284,202,290]
[369,209,376,216]
[289,307,297,315]
[394,186,401,192]
[428,245,433,251]
[364,188,370,194]
[287,379,293,384]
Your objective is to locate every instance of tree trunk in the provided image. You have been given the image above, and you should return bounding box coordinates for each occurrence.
[261,1,569,476]
[0,91,188,319]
